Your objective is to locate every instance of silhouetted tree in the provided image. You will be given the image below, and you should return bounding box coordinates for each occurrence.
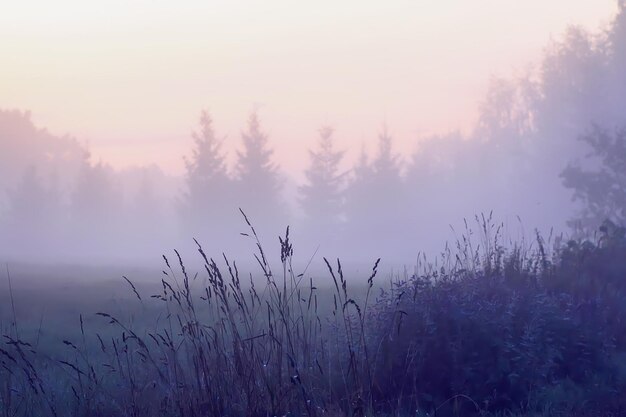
[417,7,626,236]
[369,128,406,227]
[404,132,474,248]
[5,167,50,224]
[519,7,626,232]
[0,109,87,209]
[0,167,64,255]
[69,158,123,257]
[235,111,286,235]
[134,170,160,219]
[344,128,406,260]
[299,126,345,227]
[372,127,402,185]
[344,145,373,234]
[125,167,167,253]
[181,110,235,242]
[71,161,118,221]
[561,125,626,232]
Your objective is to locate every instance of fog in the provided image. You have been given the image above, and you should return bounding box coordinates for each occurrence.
[1,4,626,271]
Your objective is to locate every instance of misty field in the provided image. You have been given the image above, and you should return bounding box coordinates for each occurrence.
[3,2,626,417]
[2,218,626,417]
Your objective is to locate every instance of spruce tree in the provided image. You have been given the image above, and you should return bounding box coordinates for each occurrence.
[344,128,405,260]
[299,126,345,226]
[235,111,286,233]
[181,110,232,238]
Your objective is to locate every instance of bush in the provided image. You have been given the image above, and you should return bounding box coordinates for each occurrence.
[369,219,626,415]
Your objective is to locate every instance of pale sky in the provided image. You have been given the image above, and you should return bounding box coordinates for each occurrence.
[0,0,618,178]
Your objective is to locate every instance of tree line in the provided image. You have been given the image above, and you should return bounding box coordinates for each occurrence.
[1,4,625,263]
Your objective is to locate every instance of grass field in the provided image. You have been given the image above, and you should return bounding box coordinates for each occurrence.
[2,219,626,417]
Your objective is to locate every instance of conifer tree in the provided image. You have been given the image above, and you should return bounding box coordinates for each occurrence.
[344,128,405,259]
[299,126,345,226]
[181,110,232,238]
[235,111,286,233]
[372,126,402,186]
[344,145,373,229]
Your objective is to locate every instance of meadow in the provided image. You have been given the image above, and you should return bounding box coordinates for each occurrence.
[2,216,626,417]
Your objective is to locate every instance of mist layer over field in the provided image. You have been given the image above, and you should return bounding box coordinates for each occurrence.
[2,4,626,417]
[2,4,626,268]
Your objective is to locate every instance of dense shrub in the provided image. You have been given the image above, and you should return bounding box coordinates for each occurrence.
[369,219,626,415]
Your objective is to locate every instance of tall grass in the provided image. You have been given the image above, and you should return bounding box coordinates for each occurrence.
[1,214,626,417]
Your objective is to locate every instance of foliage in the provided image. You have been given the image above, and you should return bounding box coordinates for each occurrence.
[235,111,287,234]
[370,217,626,416]
[300,126,346,227]
[0,109,87,198]
[561,126,626,233]
[344,128,406,259]
[2,217,626,417]
[180,110,235,241]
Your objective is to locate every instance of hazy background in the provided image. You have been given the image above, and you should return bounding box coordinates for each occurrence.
[1,1,625,268]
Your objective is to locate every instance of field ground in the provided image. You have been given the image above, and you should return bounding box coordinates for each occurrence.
[2,232,626,417]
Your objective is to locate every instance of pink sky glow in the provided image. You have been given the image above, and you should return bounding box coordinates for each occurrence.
[0,0,618,178]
